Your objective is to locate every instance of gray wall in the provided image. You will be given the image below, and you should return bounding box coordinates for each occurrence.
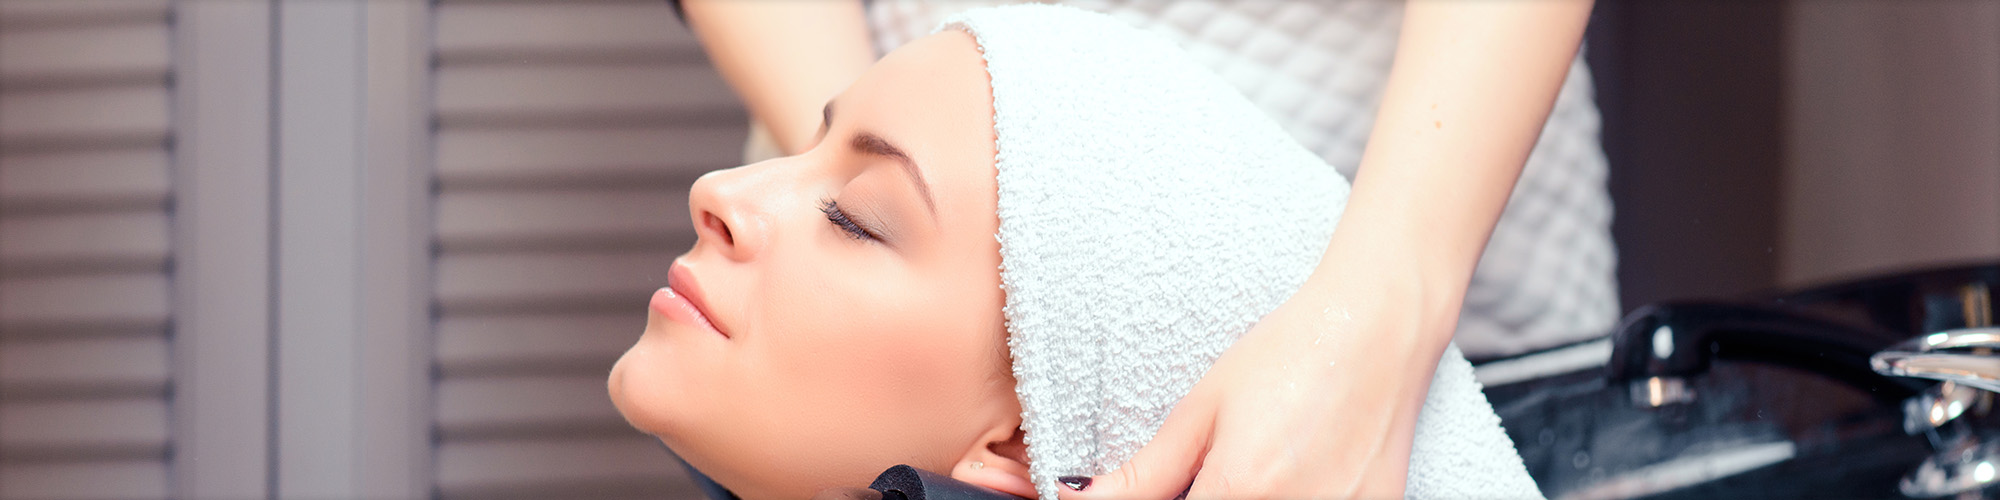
[1588,0,1790,309]
[1782,0,2000,287]
[1588,0,1998,310]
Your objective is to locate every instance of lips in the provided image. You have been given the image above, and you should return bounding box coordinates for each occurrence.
[653,262,729,338]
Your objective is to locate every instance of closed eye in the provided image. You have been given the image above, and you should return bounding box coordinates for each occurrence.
[819,198,880,241]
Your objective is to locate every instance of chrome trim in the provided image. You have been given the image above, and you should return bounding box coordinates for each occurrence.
[1873,328,2000,394]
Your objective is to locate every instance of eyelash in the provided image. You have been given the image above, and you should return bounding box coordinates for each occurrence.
[818,198,881,241]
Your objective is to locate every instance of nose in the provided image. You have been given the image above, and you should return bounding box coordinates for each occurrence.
[687,165,774,262]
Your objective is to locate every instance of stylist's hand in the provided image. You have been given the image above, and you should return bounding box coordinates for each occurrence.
[1054,264,1453,499]
[1053,0,1591,495]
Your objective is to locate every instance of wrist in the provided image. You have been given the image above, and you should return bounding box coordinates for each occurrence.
[1299,253,1466,344]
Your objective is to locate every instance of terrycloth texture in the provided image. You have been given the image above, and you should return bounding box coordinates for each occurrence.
[947,5,1545,499]
[873,0,1620,360]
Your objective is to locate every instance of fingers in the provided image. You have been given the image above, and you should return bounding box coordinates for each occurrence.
[1055,396,1216,500]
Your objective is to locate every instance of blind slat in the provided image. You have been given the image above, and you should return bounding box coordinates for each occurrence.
[435,252,669,308]
[436,375,625,433]
[0,398,169,451]
[0,86,169,138]
[436,314,639,373]
[435,3,695,54]
[0,336,169,389]
[0,150,171,202]
[436,189,690,247]
[0,0,168,21]
[436,127,741,183]
[435,65,735,118]
[0,460,167,500]
[0,211,170,263]
[0,274,169,326]
[0,23,169,78]
[434,436,686,493]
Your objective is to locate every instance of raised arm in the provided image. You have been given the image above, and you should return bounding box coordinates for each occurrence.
[680,0,876,156]
[1059,0,1595,497]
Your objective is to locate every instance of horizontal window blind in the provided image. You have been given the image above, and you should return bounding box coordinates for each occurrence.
[430,1,742,498]
[0,1,176,499]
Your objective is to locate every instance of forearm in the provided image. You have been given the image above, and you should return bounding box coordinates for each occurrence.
[1307,0,1595,354]
[681,0,876,154]
[1267,4,1592,493]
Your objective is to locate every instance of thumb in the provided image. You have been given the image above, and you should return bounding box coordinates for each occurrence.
[1055,394,1216,500]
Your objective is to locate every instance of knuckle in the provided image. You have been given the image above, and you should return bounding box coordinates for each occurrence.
[1116,463,1151,492]
[1190,465,1286,500]
[1188,472,1255,499]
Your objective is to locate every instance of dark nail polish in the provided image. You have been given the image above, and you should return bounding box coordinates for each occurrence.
[1057,476,1092,491]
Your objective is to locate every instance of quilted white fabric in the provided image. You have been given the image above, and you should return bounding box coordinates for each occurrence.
[869,0,1619,358]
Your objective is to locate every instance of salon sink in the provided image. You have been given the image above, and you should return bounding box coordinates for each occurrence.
[1482,262,2000,499]
[1486,360,1930,500]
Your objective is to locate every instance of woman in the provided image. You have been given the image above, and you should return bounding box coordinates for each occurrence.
[613,6,1543,499]
[676,1,1598,496]
[682,0,1614,358]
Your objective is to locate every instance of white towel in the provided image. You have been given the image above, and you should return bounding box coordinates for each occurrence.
[945,5,1545,499]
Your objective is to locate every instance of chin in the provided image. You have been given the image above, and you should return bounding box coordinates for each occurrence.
[605,352,644,428]
[606,342,682,438]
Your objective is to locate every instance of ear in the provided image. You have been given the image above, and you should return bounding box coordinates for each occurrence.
[949,423,1035,498]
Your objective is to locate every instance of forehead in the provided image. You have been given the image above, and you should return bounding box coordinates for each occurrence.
[838,30,997,225]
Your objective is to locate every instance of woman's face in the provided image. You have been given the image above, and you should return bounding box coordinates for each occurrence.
[608,31,1024,499]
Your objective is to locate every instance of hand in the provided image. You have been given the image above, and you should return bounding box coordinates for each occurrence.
[1055,271,1452,499]
[1046,0,1591,495]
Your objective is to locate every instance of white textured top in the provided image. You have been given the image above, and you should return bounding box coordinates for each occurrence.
[877,0,1619,360]
[949,5,1544,499]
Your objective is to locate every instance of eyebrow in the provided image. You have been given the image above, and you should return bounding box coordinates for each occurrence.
[823,100,938,218]
[852,131,938,218]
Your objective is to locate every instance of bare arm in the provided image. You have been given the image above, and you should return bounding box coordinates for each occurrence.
[1062,1,1595,497]
[680,0,877,156]
[1281,1,1595,492]
[1336,0,1593,321]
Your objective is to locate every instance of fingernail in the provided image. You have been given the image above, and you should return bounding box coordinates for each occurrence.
[1057,476,1092,491]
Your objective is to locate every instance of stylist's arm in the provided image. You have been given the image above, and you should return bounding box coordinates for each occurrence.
[1055,1,1594,498]
[679,0,874,156]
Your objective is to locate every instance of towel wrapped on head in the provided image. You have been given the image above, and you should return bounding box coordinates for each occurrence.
[947,5,1545,499]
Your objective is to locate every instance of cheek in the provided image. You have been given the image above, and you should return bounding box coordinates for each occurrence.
[753,254,999,410]
[708,253,1006,485]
